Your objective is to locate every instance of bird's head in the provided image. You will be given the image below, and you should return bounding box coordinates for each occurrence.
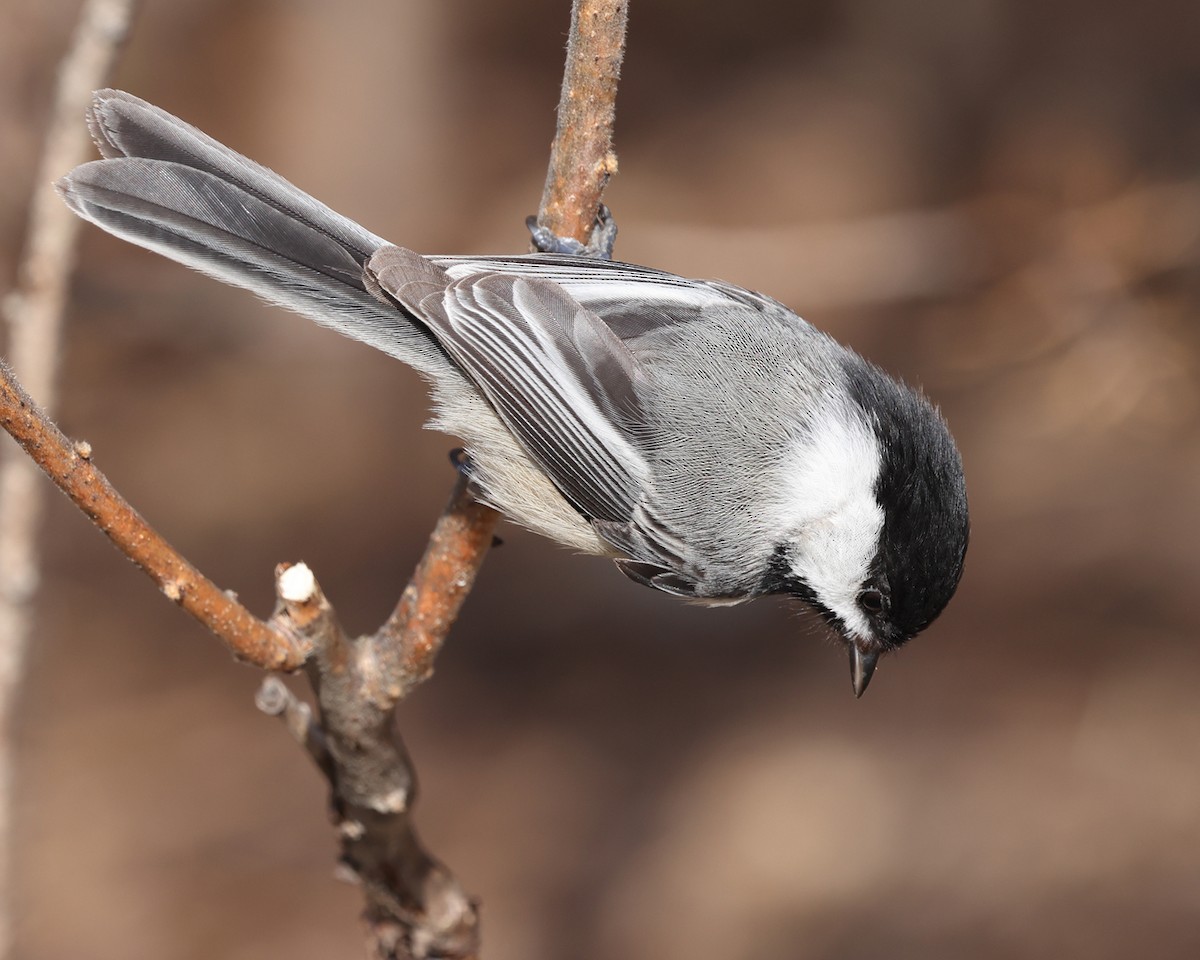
[766,361,968,696]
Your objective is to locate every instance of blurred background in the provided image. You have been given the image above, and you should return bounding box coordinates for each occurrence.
[2,0,1198,957]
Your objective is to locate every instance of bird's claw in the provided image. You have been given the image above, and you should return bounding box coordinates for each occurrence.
[448,447,474,477]
[526,204,618,260]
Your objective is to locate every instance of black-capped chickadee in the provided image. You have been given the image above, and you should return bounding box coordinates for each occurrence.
[58,90,969,696]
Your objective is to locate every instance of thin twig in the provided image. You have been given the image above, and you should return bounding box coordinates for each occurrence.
[0,360,307,671]
[0,1,138,955]
[257,669,334,782]
[377,474,501,700]
[537,0,629,246]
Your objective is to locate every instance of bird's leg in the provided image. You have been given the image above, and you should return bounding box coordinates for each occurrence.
[448,447,475,478]
[447,448,504,547]
[526,204,618,260]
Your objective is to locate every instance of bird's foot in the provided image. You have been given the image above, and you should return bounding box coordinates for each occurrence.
[526,204,618,260]
[448,447,475,478]
[448,448,502,546]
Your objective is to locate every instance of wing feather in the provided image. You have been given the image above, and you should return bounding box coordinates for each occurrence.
[369,247,651,524]
[432,254,788,343]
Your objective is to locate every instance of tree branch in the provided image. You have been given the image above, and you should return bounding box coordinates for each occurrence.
[378,473,501,699]
[537,0,629,246]
[0,361,309,670]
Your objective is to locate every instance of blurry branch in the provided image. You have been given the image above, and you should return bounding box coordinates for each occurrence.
[0,1,137,956]
[624,178,1200,312]
[1057,179,1200,286]
[630,208,985,308]
[968,178,1200,425]
[0,0,627,958]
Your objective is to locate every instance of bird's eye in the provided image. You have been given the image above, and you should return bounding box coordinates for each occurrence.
[859,588,886,615]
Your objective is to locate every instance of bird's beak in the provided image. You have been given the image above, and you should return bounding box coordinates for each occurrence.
[849,644,879,698]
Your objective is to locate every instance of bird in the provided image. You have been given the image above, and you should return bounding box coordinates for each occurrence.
[57,89,969,697]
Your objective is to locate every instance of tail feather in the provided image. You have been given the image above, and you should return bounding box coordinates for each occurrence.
[86,89,384,264]
[59,90,448,374]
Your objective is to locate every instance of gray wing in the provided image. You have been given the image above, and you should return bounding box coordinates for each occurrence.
[407,253,787,597]
[372,248,737,596]
[370,245,651,527]
[431,254,786,341]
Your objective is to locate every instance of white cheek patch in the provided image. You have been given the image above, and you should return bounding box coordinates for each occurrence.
[779,405,884,640]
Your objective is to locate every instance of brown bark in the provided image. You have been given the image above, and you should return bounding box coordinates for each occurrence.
[537,0,629,248]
